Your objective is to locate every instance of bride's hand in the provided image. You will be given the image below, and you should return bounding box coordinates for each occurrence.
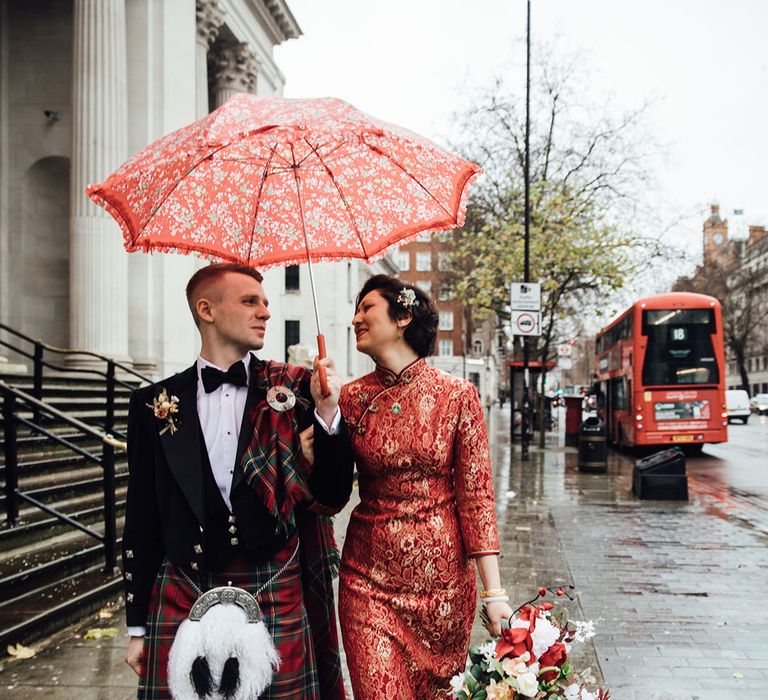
[484,601,515,638]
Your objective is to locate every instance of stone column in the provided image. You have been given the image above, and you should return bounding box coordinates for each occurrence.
[211,42,259,108]
[69,0,130,360]
[195,0,223,119]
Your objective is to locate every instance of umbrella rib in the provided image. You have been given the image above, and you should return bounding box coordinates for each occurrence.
[361,138,457,221]
[290,142,323,336]
[303,138,369,258]
[244,144,277,265]
[131,142,235,248]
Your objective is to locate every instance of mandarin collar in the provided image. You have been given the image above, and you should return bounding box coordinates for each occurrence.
[374,357,428,387]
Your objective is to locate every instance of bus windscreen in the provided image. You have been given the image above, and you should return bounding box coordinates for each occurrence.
[641,308,719,386]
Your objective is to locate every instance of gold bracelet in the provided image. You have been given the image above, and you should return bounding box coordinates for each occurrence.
[479,588,507,599]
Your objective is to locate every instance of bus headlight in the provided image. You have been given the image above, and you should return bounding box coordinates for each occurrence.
[637,423,643,430]
[636,414,643,421]
[721,411,728,418]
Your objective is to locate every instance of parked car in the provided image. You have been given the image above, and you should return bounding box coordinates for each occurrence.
[750,393,768,415]
[726,389,751,424]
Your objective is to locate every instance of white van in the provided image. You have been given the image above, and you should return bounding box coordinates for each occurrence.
[726,389,751,424]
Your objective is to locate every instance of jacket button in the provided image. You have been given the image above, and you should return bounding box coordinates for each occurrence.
[126,593,134,602]
[230,537,239,546]
[229,525,237,534]
[125,572,133,581]
[194,544,203,554]
[191,562,199,571]
[126,549,134,559]
[228,515,236,524]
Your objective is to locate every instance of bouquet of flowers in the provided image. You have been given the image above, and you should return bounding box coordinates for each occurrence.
[449,586,609,700]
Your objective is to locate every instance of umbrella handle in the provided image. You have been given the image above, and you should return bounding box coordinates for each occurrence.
[316,334,330,397]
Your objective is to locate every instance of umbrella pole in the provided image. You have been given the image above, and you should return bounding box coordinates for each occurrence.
[291,154,330,396]
[305,254,330,396]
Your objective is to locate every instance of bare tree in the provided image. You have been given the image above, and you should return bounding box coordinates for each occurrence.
[446,47,666,445]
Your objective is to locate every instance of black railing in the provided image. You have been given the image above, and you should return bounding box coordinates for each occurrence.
[0,321,152,436]
[1,382,127,572]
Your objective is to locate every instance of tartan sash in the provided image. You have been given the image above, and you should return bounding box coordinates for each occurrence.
[239,359,347,698]
[240,360,312,535]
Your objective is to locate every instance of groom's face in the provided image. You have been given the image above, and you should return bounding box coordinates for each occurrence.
[209,272,271,352]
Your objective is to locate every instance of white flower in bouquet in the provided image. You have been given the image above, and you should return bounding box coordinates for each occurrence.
[515,671,539,697]
[511,614,560,658]
[565,684,582,699]
[449,673,468,695]
[573,619,597,643]
[478,641,497,663]
[500,652,531,677]
[487,678,514,699]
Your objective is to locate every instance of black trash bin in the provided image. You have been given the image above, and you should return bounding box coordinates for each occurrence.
[578,416,607,472]
[632,448,688,500]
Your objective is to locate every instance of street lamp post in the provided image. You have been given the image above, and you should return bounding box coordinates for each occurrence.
[521,0,532,461]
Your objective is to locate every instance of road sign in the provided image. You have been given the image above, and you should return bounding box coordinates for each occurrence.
[557,344,572,357]
[557,357,573,370]
[511,282,541,311]
[511,310,541,336]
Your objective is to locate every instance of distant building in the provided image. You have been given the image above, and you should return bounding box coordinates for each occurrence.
[675,204,768,394]
[397,233,501,408]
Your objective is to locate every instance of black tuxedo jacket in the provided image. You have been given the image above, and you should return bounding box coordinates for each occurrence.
[121,356,354,627]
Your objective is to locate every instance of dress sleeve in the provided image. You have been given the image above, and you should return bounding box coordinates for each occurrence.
[453,382,500,557]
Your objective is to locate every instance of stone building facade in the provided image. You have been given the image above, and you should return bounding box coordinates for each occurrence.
[0,0,392,379]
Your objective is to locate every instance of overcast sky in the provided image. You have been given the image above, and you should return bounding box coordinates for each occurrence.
[275,0,767,288]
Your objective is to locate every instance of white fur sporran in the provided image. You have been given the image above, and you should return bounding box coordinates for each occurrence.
[167,542,299,700]
[167,585,279,700]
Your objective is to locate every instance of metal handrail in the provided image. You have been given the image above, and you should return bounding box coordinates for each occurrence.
[0,321,152,385]
[2,382,126,572]
[3,383,127,451]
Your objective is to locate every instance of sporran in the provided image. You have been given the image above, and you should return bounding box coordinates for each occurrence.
[167,542,299,700]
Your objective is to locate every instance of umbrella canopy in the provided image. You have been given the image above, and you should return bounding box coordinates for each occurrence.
[86,94,479,268]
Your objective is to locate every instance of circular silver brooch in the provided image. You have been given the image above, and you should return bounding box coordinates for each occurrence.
[267,385,296,412]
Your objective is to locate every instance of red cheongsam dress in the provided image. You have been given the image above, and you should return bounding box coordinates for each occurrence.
[338,359,500,699]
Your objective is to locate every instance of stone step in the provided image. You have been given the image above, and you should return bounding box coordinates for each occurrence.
[0,488,127,553]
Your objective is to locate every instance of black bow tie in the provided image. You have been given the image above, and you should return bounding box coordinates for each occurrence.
[201,361,248,393]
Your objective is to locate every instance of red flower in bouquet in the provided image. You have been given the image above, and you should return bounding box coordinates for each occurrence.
[538,641,568,681]
[495,626,536,662]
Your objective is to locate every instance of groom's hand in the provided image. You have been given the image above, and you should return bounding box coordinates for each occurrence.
[311,356,342,426]
[125,635,145,677]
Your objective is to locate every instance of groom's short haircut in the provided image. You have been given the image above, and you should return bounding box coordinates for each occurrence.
[186,263,264,327]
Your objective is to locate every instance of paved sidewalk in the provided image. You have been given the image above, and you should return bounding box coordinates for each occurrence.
[2,407,766,699]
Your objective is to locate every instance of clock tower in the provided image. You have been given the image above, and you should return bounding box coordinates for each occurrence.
[703,204,730,264]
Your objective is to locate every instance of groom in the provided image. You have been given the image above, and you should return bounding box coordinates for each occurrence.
[122,263,354,699]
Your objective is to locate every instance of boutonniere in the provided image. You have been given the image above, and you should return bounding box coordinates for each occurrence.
[147,388,180,435]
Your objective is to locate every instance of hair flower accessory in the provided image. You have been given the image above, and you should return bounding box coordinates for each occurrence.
[397,287,419,309]
[147,388,180,435]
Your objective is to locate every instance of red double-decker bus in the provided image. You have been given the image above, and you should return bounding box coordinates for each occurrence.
[594,292,728,452]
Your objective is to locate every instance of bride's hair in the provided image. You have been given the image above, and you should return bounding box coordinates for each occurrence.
[356,275,438,357]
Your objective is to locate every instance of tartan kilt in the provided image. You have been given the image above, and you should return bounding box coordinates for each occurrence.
[138,533,320,699]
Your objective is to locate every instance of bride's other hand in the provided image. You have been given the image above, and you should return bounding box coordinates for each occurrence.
[484,601,515,638]
[299,425,314,466]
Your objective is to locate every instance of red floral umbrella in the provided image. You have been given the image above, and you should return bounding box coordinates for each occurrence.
[86,94,479,391]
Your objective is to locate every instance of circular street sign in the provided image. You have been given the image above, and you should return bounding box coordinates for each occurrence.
[515,312,536,334]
